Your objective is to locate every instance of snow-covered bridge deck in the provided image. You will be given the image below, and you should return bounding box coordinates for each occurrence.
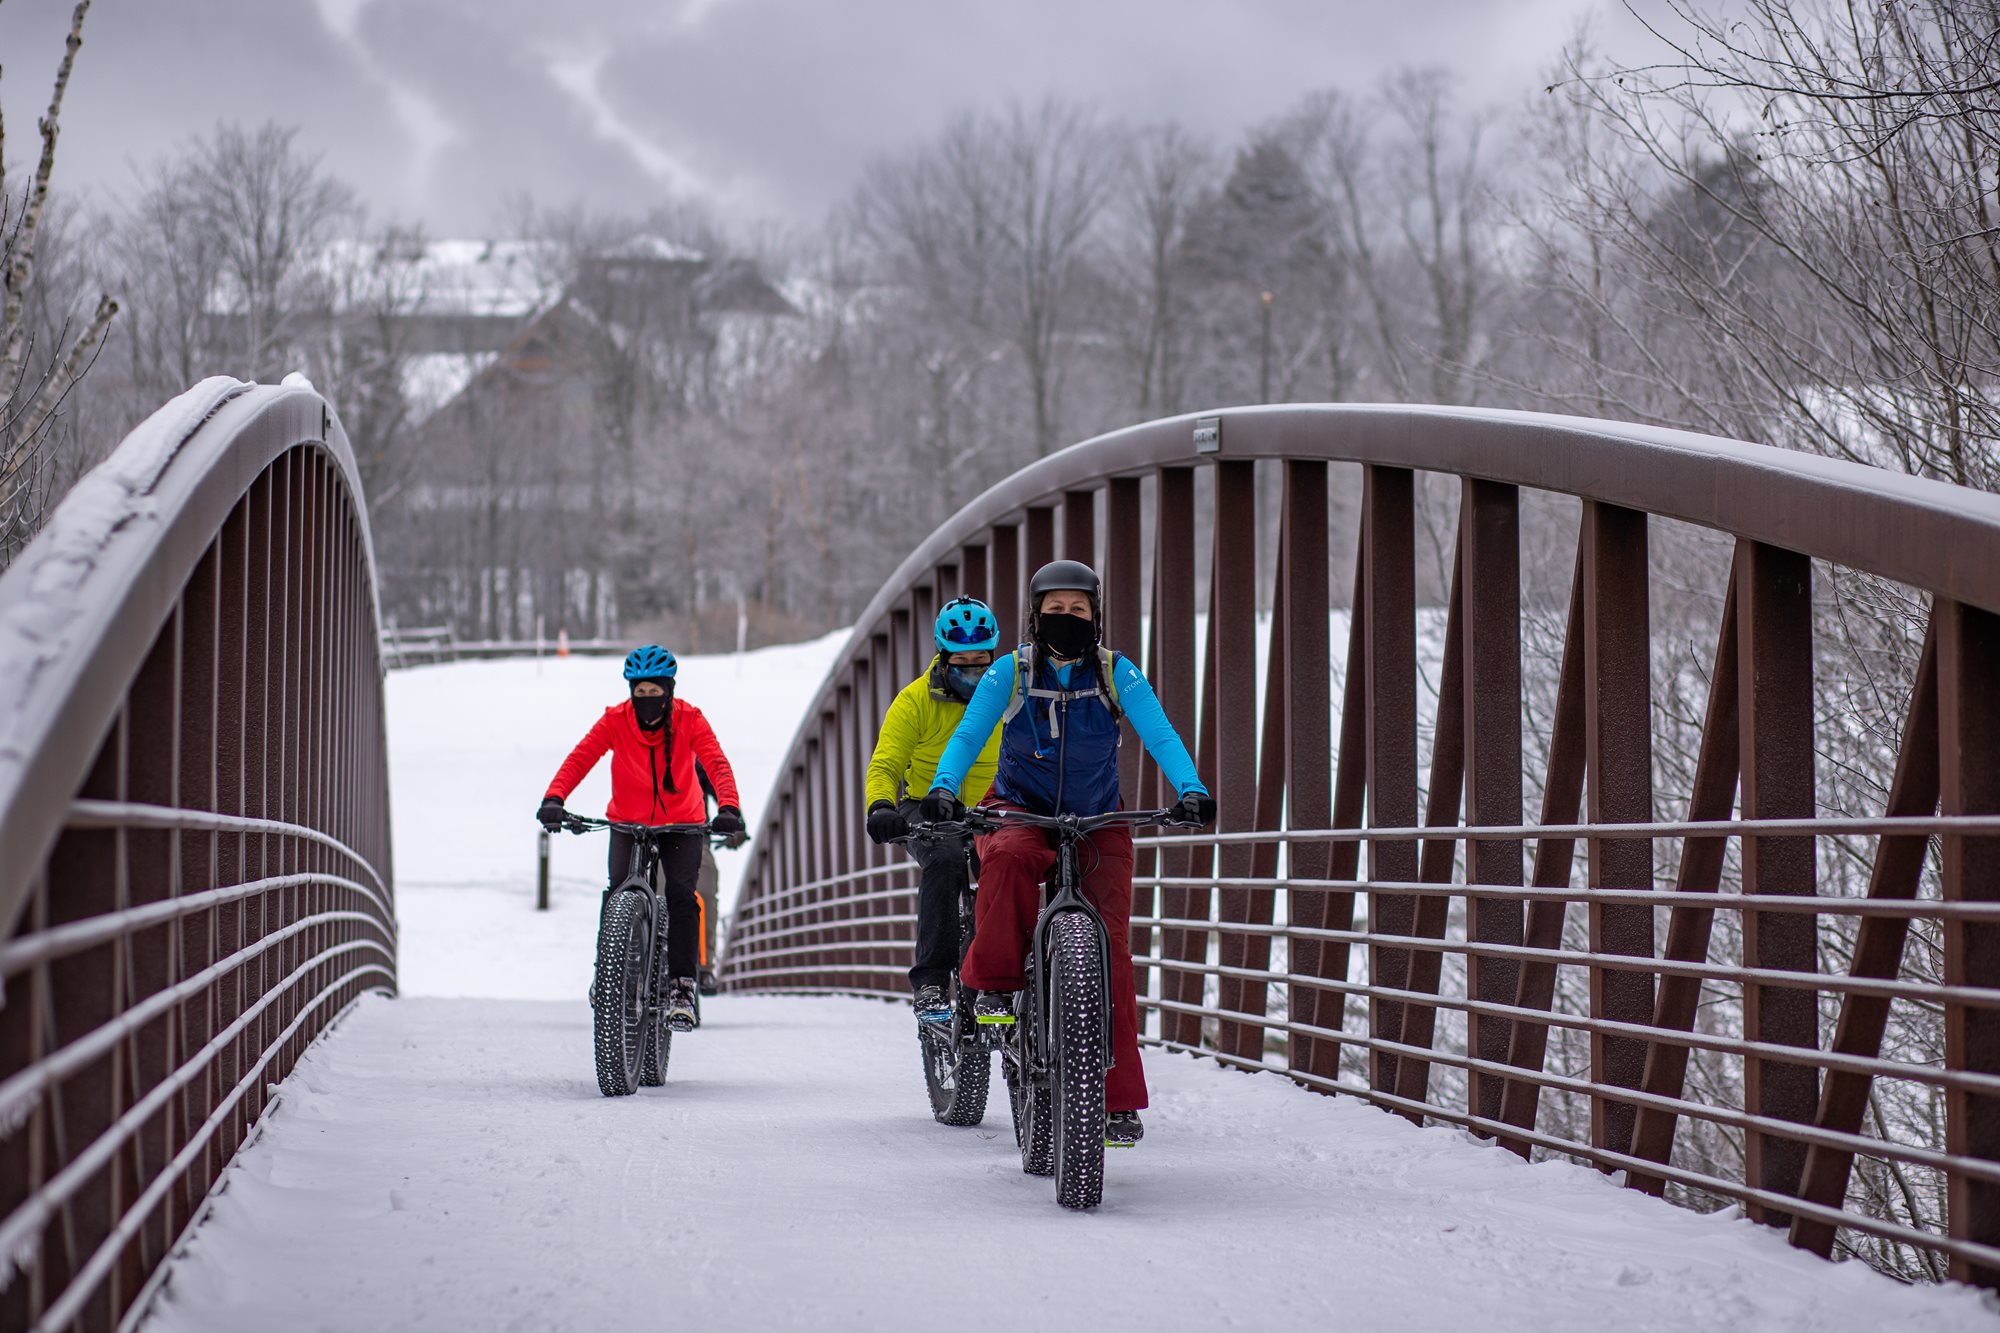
[117,644,1993,1332]
[138,994,1989,1333]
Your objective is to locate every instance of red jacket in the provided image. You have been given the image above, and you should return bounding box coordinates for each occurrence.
[545,698,741,825]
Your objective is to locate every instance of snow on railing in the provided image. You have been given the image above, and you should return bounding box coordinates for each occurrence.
[720,403,2000,1288]
[0,378,396,1329]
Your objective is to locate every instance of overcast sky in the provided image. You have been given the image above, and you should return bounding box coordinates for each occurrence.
[1,0,1680,235]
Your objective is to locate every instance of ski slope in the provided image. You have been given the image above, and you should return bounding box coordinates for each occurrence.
[133,640,1999,1331]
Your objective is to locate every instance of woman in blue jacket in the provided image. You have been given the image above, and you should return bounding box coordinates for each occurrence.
[923,560,1214,1145]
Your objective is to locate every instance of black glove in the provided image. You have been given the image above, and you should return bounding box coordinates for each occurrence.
[866,801,909,845]
[710,805,746,837]
[722,828,749,850]
[1171,790,1218,827]
[920,788,965,824]
[537,797,566,831]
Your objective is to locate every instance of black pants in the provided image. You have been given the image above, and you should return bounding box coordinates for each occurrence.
[607,829,703,982]
[900,798,972,990]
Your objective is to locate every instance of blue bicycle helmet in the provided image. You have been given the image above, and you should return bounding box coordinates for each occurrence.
[622,644,678,682]
[934,597,1000,654]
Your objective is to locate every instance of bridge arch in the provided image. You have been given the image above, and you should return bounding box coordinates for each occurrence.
[723,403,2000,1284]
[0,378,396,1329]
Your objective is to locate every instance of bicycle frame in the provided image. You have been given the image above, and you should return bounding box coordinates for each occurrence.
[942,807,1184,1079]
[563,816,726,980]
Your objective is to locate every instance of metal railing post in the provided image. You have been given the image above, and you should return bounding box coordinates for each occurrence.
[715,400,2000,1284]
[537,829,552,911]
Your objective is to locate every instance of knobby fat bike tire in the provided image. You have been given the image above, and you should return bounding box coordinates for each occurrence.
[919,986,990,1127]
[1048,910,1109,1209]
[640,906,672,1086]
[594,888,655,1097]
[1007,993,1055,1177]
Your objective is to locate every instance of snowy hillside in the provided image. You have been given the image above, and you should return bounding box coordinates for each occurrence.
[386,632,846,998]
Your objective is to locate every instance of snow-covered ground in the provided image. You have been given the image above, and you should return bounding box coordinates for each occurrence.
[132,637,1999,1331]
[142,995,1992,1332]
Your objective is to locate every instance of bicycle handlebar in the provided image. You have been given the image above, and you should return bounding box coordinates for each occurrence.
[557,815,732,846]
[914,806,1200,841]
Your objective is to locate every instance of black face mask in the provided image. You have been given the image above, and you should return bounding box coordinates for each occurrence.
[944,664,984,701]
[1034,610,1096,661]
[632,692,671,730]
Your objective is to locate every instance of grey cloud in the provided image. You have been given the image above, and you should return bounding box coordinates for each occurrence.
[354,0,670,229]
[3,0,1699,231]
[0,0,405,213]
[599,0,1603,218]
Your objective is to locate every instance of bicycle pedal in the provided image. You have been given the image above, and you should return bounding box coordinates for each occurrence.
[974,1013,1016,1026]
[1104,1139,1136,1149]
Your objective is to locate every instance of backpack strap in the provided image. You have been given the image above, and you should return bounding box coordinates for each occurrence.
[999,644,1126,739]
[999,645,1034,726]
[1098,647,1125,724]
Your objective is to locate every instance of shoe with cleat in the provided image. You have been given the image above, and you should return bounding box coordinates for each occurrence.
[665,977,699,1033]
[1105,1111,1144,1146]
[974,990,1016,1027]
[912,983,952,1024]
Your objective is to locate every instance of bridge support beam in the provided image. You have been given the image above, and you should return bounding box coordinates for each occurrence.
[1583,501,1655,1158]
[1211,461,1267,1061]
[1627,560,1741,1194]
[1941,599,2000,1287]
[1279,461,1339,1083]
[1461,480,1524,1126]
[1791,624,1938,1256]
[990,523,1022,650]
[1153,467,1202,1050]
[1363,466,1419,1110]
[1739,541,1820,1224]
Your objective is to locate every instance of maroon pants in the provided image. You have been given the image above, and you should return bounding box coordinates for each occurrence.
[957,806,1147,1113]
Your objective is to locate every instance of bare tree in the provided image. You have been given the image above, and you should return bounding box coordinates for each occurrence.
[1295,74,1498,405]
[0,0,116,564]
[313,224,434,511]
[1112,125,1211,419]
[855,99,1117,457]
[177,123,361,382]
[1538,0,2000,486]
[1382,69,1494,404]
[111,155,230,402]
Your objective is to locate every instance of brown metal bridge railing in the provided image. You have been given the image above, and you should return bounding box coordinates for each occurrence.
[719,404,2000,1286]
[0,378,397,1330]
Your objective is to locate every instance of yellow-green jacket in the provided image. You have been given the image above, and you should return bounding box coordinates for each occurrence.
[865,657,999,809]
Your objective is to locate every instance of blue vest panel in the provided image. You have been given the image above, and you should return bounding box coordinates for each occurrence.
[991,653,1123,816]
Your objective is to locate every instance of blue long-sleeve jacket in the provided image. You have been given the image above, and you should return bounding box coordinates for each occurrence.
[931,650,1206,813]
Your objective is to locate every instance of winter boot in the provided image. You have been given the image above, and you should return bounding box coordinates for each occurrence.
[698,967,720,996]
[912,982,951,1024]
[974,991,1016,1026]
[1105,1111,1144,1146]
[666,977,699,1033]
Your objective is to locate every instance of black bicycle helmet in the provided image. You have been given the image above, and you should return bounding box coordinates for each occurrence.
[1026,559,1103,652]
[1028,559,1100,603]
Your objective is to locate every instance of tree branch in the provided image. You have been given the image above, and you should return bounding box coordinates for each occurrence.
[2,0,92,389]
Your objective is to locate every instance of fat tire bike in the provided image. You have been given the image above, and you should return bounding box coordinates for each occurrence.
[896,823,991,1128]
[562,816,726,1097]
[932,806,1188,1210]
